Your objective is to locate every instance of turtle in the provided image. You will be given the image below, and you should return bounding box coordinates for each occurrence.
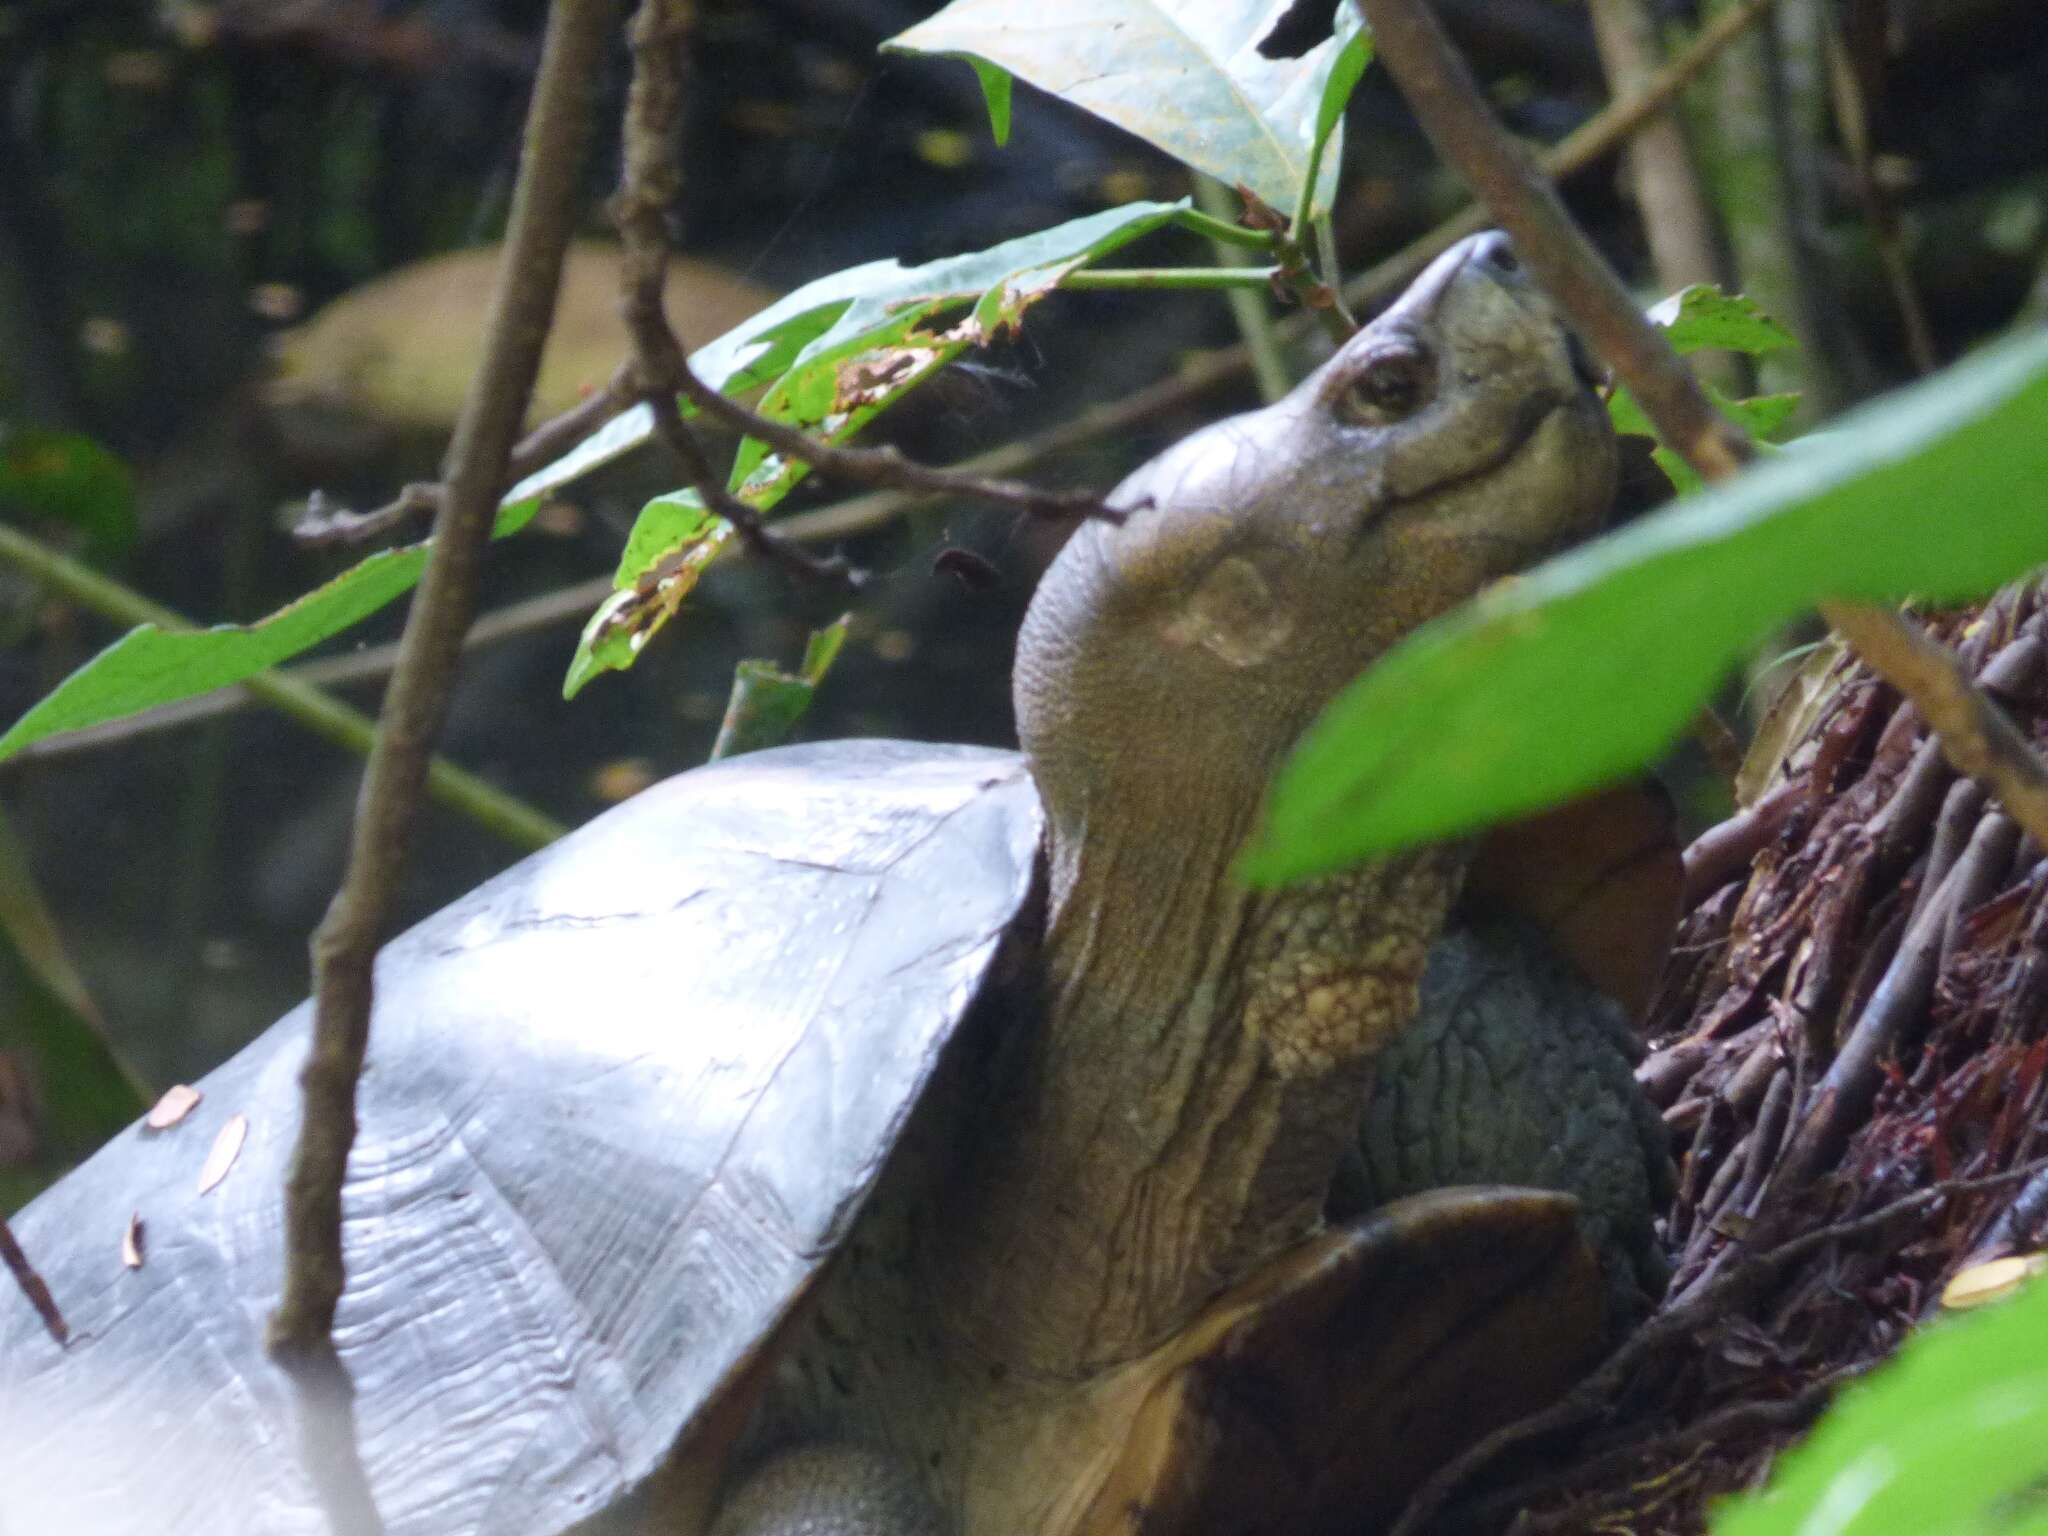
[0,232,1674,1536]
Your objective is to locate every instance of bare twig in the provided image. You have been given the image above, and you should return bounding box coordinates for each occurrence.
[1587,0,1727,303]
[671,354,1126,526]
[0,519,563,849]
[612,0,863,591]
[265,2,615,1529]
[0,1215,65,1346]
[1822,602,2048,852]
[292,483,443,549]
[291,366,637,550]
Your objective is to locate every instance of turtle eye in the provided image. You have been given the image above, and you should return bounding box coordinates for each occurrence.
[1337,345,1434,425]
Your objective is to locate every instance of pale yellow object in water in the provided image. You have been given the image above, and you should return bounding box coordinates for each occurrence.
[265,241,777,433]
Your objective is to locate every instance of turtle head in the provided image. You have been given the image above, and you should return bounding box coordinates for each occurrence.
[1015,231,1614,844]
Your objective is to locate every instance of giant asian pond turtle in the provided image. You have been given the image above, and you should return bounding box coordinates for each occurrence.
[0,233,1673,1536]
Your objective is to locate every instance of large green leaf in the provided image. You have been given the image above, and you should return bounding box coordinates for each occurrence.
[1711,1276,2048,1536]
[884,0,1355,216]
[0,497,540,762]
[1244,324,2048,883]
[566,200,1192,694]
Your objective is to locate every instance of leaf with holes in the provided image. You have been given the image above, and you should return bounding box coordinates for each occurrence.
[568,200,1192,693]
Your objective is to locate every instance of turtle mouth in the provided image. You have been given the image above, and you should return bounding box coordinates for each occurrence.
[1383,381,1578,514]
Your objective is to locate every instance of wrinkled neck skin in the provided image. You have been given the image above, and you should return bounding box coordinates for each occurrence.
[942,535,1470,1377]
[982,749,1466,1376]
[939,236,1617,1379]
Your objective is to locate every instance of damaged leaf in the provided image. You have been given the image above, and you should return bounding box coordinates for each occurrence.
[708,616,852,760]
[571,201,1189,691]
[565,503,733,700]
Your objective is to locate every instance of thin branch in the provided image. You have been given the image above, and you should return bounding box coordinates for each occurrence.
[1821,602,2048,851]
[1194,175,1292,404]
[612,0,863,591]
[292,483,443,549]
[0,519,563,849]
[265,3,615,1531]
[0,1214,65,1346]
[670,351,1125,525]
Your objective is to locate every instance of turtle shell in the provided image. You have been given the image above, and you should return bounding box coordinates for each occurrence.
[0,740,1041,1536]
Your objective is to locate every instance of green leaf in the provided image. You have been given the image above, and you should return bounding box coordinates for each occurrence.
[1244,324,2048,883]
[567,201,1190,692]
[1648,284,1796,358]
[1612,287,1802,496]
[707,614,852,760]
[1301,9,1373,224]
[884,0,1359,214]
[1710,1275,2048,1536]
[0,805,145,1208]
[971,58,1014,145]
[0,429,138,566]
[0,496,541,760]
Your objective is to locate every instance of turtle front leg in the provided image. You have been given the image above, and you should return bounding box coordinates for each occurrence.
[710,1445,948,1536]
[1338,913,1676,1320]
